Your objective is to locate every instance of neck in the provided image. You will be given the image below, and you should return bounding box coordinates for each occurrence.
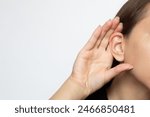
[107,71,150,100]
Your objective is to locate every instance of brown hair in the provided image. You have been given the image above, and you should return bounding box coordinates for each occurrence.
[112,0,150,67]
[86,0,150,99]
[116,0,150,36]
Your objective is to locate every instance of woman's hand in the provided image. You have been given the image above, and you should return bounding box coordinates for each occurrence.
[70,17,133,96]
[50,17,133,100]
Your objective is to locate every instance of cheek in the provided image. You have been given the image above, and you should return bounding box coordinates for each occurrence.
[124,41,150,89]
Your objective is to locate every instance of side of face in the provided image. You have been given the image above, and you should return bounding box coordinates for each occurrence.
[110,15,150,89]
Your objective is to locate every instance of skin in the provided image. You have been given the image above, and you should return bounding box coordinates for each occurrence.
[125,16,150,89]
[108,10,150,100]
[50,17,133,100]
[51,5,150,100]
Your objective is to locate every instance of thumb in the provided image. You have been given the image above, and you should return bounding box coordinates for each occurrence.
[104,63,133,83]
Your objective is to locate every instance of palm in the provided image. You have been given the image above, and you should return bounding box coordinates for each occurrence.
[72,36,113,93]
[71,19,115,93]
[71,18,132,95]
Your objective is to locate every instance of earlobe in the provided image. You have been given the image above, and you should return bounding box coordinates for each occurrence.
[109,32,125,62]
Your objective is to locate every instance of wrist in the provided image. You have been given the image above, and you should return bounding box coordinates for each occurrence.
[50,77,90,100]
[69,77,90,99]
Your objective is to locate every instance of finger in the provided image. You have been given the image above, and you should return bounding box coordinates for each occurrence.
[112,17,120,29]
[95,19,112,48]
[98,17,120,50]
[81,25,102,51]
[114,23,123,32]
[105,18,121,50]
[104,63,133,83]
[106,43,111,53]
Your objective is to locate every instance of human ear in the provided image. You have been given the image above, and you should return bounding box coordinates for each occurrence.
[109,32,125,62]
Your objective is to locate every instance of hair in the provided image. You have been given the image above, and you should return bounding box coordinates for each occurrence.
[112,0,150,67]
[86,0,150,100]
[116,0,150,36]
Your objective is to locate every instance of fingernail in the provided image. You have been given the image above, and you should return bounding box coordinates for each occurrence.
[119,23,123,27]
[128,65,133,70]
[107,19,112,24]
[106,19,111,22]
[118,23,123,29]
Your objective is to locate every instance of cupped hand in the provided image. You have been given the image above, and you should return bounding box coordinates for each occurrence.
[70,17,133,96]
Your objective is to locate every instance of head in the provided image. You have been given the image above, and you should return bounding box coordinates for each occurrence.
[110,0,150,89]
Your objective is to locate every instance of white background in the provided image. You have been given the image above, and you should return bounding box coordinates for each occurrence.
[0,0,127,99]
